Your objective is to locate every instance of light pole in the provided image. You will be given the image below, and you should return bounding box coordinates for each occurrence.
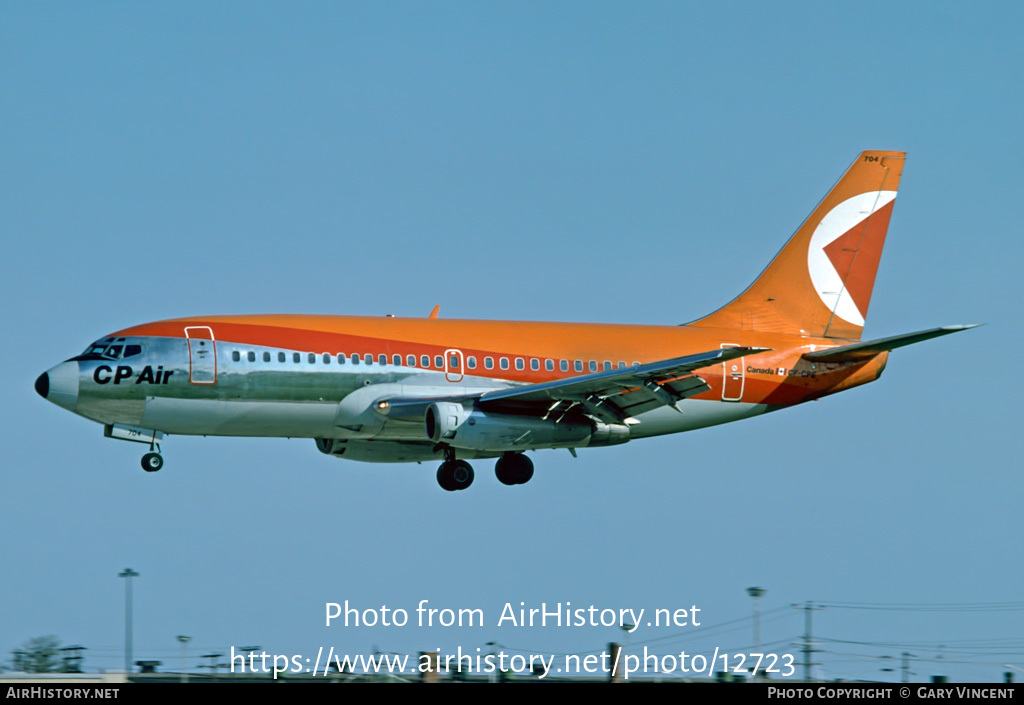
[747,587,765,650]
[747,586,766,679]
[486,642,499,683]
[177,636,191,683]
[620,621,635,665]
[118,569,139,676]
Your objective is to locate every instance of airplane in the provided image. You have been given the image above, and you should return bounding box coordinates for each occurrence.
[35,150,976,491]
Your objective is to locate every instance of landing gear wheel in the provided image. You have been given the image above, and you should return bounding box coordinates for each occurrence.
[495,452,533,485]
[437,462,456,491]
[141,452,163,472]
[437,459,474,491]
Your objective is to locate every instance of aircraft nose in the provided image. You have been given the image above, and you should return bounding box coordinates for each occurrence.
[37,361,79,412]
[35,372,49,398]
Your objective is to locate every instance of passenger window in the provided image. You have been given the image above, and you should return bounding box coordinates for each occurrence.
[574,360,583,372]
[434,355,443,368]
[560,360,569,372]
[484,357,494,370]
[232,351,240,362]
[304,353,313,363]
[393,354,401,366]
[279,352,286,363]
[618,361,626,369]
[293,353,301,363]
[337,354,346,364]
[320,353,328,364]
[263,352,271,362]
[421,355,429,367]
[603,361,611,371]
[467,356,477,369]
[352,354,360,365]
[379,354,387,365]
[500,358,509,370]
[248,352,256,362]
[589,360,597,372]
[529,358,538,371]
[513,358,522,370]
[364,354,373,365]
[545,359,554,371]
[449,355,460,369]
[407,354,416,366]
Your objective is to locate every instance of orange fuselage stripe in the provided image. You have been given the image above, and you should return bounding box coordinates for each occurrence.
[113,314,886,406]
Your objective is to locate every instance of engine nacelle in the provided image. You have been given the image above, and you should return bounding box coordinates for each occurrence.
[425,402,469,443]
[315,437,343,456]
[588,421,632,447]
[425,402,630,452]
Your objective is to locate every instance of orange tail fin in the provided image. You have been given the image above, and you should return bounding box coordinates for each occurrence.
[691,151,906,340]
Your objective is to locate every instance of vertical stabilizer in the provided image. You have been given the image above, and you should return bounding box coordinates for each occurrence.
[690,151,906,340]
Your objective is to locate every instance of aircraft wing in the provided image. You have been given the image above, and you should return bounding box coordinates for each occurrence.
[383,347,768,424]
[802,325,979,362]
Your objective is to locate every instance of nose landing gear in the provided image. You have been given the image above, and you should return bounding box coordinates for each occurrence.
[141,452,164,472]
[103,424,166,473]
[140,436,163,473]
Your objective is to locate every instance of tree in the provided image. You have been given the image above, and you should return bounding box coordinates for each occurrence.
[11,636,65,673]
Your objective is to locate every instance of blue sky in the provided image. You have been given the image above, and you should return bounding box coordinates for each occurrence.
[2,2,1021,682]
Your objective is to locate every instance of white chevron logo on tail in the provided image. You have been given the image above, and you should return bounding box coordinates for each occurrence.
[808,190,897,327]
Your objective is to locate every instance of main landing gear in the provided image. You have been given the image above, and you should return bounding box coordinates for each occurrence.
[434,449,535,491]
[436,447,474,491]
[436,459,474,491]
[495,452,533,486]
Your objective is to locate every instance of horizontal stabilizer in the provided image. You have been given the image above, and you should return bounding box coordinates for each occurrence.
[802,325,980,362]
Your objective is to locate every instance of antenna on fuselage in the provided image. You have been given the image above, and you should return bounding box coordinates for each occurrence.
[428,304,440,319]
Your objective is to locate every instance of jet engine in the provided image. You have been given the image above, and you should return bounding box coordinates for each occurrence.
[424,401,629,452]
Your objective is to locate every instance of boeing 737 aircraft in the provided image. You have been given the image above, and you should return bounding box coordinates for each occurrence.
[35,151,975,490]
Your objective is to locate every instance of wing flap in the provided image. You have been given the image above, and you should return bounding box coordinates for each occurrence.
[478,347,766,407]
[595,374,713,418]
[379,347,767,423]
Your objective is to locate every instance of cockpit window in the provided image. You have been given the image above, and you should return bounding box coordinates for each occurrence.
[71,341,142,362]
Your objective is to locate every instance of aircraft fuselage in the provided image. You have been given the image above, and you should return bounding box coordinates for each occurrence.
[34,151,970,489]
[38,315,884,457]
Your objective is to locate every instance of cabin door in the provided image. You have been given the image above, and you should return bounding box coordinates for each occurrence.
[445,349,464,383]
[720,343,744,401]
[185,326,217,385]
